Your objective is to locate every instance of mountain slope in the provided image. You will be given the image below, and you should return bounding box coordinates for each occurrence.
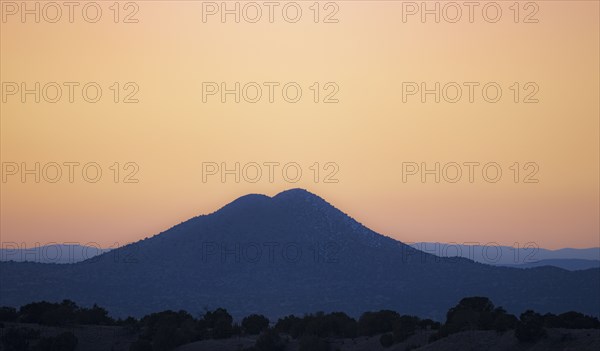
[1,189,598,320]
[0,244,109,264]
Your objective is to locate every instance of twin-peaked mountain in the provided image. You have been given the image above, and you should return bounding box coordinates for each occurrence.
[1,189,598,320]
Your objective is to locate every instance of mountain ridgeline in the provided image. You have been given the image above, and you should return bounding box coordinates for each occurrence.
[1,189,598,320]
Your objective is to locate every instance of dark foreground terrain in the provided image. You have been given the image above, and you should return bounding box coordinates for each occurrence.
[2,322,599,351]
[173,329,600,351]
[1,297,599,351]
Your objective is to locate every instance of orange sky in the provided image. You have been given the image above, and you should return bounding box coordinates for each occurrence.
[1,1,599,249]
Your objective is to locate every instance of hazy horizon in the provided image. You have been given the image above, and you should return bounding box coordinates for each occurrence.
[1,186,599,250]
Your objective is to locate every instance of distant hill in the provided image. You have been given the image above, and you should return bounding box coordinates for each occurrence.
[412,242,600,266]
[4,242,596,270]
[499,259,600,271]
[0,244,110,264]
[1,189,599,320]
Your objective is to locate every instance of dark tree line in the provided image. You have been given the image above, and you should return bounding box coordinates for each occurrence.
[0,300,112,326]
[430,297,600,345]
[1,297,598,351]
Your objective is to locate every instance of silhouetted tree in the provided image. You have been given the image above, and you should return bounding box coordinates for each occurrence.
[0,307,18,322]
[15,300,116,326]
[358,310,400,336]
[392,315,420,342]
[544,311,600,329]
[274,315,304,338]
[432,297,518,340]
[203,308,233,339]
[242,314,270,335]
[320,312,357,338]
[443,297,493,334]
[492,308,518,332]
[274,312,357,339]
[119,316,140,334]
[515,310,546,343]
[77,304,113,325]
[137,310,198,350]
[446,297,494,331]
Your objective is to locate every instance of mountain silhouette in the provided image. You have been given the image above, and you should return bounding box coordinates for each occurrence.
[1,189,598,320]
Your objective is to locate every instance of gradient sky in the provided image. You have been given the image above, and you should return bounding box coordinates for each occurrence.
[1,0,598,249]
